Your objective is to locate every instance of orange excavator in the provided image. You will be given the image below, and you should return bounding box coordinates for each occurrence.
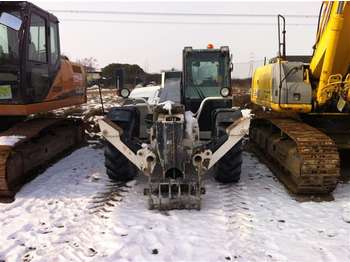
[0,1,86,199]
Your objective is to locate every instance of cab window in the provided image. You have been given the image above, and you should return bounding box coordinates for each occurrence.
[50,22,59,64]
[28,14,47,63]
[191,60,220,87]
[0,11,20,65]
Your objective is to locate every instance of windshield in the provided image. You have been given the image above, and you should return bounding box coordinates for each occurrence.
[191,60,220,87]
[185,52,230,99]
[0,11,20,65]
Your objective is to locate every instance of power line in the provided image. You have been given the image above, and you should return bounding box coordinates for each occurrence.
[51,9,318,18]
[61,18,317,26]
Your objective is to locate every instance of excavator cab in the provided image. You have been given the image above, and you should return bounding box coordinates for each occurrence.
[0,2,86,115]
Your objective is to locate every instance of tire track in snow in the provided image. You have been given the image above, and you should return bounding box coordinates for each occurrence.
[220,152,283,261]
[221,152,350,262]
[87,181,130,217]
[1,149,350,262]
[0,147,130,262]
[30,175,132,261]
[219,182,260,261]
[94,175,237,262]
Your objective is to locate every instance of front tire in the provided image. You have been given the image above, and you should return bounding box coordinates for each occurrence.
[104,141,137,182]
[214,140,242,183]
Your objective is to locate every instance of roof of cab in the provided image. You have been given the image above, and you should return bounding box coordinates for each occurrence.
[0,1,59,23]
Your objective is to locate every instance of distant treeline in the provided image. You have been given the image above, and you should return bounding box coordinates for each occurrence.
[97,63,251,89]
[101,63,161,88]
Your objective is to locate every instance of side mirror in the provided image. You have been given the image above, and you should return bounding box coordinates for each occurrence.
[230,54,234,72]
[0,12,22,31]
[86,72,101,85]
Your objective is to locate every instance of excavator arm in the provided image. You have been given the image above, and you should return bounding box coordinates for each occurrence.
[310,1,350,108]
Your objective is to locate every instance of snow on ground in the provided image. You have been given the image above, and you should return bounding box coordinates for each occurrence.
[0,136,26,146]
[1,148,350,262]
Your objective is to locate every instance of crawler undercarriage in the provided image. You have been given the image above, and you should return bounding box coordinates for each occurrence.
[0,118,84,199]
[250,116,340,194]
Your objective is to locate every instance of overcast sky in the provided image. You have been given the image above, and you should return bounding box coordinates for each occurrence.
[34,1,320,78]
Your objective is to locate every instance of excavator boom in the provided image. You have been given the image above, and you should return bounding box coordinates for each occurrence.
[310,1,350,107]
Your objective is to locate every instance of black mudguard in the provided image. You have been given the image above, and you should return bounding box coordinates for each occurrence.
[209,108,243,152]
[106,107,141,152]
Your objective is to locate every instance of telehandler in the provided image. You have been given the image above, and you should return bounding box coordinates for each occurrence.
[99,45,250,210]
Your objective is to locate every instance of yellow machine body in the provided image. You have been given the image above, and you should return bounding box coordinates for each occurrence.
[251,61,312,113]
[252,1,350,113]
[249,1,350,194]
[311,1,350,107]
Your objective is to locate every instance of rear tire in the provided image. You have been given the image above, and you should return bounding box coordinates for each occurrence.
[214,140,242,183]
[104,141,137,182]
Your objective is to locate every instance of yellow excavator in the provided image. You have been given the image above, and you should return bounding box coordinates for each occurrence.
[250,1,350,194]
[0,2,86,199]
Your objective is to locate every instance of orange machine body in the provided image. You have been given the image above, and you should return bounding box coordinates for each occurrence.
[0,60,86,115]
[0,2,86,116]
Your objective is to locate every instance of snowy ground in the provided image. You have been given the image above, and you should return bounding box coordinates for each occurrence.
[1,147,350,262]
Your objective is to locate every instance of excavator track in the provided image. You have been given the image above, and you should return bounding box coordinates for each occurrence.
[250,117,340,194]
[0,118,84,200]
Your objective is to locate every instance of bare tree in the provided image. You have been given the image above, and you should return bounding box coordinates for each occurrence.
[76,57,98,72]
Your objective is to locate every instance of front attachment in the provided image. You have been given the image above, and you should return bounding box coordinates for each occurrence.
[145,104,207,210]
[146,177,205,210]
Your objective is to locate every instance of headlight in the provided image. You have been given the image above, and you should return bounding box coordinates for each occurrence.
[220,87,231,97]
[119,88,130,98]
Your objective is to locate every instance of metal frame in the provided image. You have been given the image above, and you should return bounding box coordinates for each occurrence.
[99,111,250,173]
[208,116,250,169]
[99,119,156,174]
